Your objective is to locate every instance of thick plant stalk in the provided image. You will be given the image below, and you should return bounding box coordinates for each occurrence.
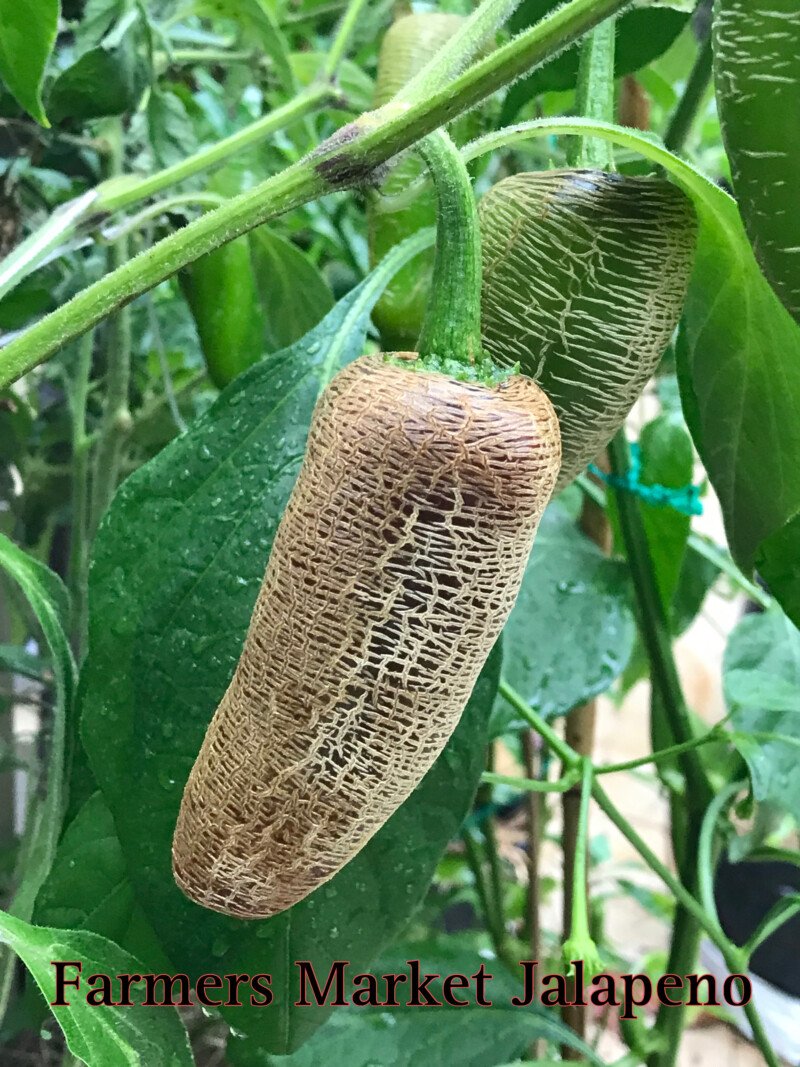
[415,130,483,366]
[479,170,696,488]
[561,482,611,1055]
[173,355,561,918]
[368,13,473,349]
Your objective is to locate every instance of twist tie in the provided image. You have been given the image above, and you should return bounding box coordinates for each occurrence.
[589,443,703,517]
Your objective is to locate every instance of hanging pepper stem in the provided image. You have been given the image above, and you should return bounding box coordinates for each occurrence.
[414,130,485,374]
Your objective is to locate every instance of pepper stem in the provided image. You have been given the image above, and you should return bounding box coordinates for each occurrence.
[415,130,483,368]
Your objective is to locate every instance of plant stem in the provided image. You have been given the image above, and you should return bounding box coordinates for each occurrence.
[697,781,742,925]
[96,85,335,214]
[0,191,100,304]
[160,47,257,66]
[664,32,713,154]
[596,727,726,774]
[562,484,610,1053]
[508,684,780,1067]
[593,780,780,1067]
[608,430,713,1066]
[0,89,334,305]
[742,894,800,962]
[146,291,187,434]
[499,681,579,766]
[66,331,94,656]
[415,131,482,364]
[322,0,372,79]
[522,729,546,1061]
[608,432,711,805]
[567,19,616,169]
[482,769,580,792]
[563,21,616,1044]
[90,132,133,535]
[101,192,226,243]
[565,759,595,952]
[462,827,516,971]
[0,0,631,387]
[521,731,542,961]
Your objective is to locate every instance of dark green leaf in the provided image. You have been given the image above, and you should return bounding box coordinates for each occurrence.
[250,228,334,354]
[0,391,33,465]
[148,87,198,169]
[679,187,800,625]
[81,232,500,1054]
[232,1000,597,1067]
[0,911,193,1067]
[756,516,800,631]
[75,0,125,54]
[34,792,172,970]
[0,283,54,331]
[495,502,634,732]
[724,606,800,818]
[502,3,688,120]
[48,26,150,123]
[714,0,800,322]
[0,0,59,125]
[670,543,719,635]
[608,414,694,611]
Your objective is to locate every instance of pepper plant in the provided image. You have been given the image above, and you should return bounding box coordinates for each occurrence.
[0,0,798,1065]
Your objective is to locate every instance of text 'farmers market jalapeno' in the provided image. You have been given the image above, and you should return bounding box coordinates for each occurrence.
[368,13,474,351]
[173,354,560,919]
[479,170,697,488]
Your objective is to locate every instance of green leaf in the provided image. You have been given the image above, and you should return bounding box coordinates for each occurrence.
[714,0,800,323]
[0,911,193,1067]
[148,87,198,170]
[502,2,688,119]
[74,0,125,54]
[670,544,719,635]
[34,792,171,971]
[0,534,76,925]
[724,606,800,818]
[612,416,706,697]
[472,119,800,628]
[48,32,150,123]
[757,517,800,630]
[232,1000,597,1067]
[495,502,634,732]
[80,232,501,1055]
[0,0,59,125]
[250,228,334,354]
[609,414,694,611]
[0,535,76,1020]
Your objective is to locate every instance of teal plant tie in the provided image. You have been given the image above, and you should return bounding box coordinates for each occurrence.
[589,443,703,517]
